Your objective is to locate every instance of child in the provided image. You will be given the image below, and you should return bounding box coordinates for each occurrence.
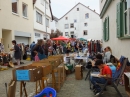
[34,52,39,61]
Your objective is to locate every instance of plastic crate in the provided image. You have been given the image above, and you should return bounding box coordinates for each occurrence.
[34,87,56,97]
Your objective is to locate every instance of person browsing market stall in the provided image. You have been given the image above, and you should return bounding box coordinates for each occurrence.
[90,59,112,96]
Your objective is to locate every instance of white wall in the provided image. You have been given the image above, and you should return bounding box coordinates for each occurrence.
[57,3,102,40]
[33,0,52,41]
[50,20,58,32]
[100,0,130,59]
[0,0,34,51]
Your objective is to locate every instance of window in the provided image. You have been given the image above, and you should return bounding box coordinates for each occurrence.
[41,0,44,5]
[124,0,130,36]
[83,30,88,35]
[85,13,89,19]
[65,17,68,20]
[35,33,40,37]
[70,31,74,34]
[22,3,27,17]
[70,23,74,28]
[46,2,48,9]
[77,8,79,11]
[103,17,109,41]
[36,11,42,24]
[65,24,69,29]
[65,32,68,36]
[84,23,88,27]
[46,18,49,27]
[12,0,18,13]
[74,19,77,23]
[116,1,130,38]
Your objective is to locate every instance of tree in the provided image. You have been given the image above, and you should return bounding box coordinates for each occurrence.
[50,29,63,38]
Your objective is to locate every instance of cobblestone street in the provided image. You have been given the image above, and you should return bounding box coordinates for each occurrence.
[0,61,128,97]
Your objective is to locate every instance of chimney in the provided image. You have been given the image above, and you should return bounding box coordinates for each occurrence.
[88,6,89,8]
[94,10,95,12]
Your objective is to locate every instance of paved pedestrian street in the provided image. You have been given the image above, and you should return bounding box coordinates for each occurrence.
[57,71,128,97]
[0,61,36,97]
[0,61,128,97]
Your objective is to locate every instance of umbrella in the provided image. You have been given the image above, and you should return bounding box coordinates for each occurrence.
[69,38,76,40]
[78,38,87,41]
[51,36,69,40]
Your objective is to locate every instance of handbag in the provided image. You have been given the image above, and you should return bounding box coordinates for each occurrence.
[38,53,46,60]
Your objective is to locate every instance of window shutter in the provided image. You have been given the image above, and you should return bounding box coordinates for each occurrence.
[103,21,106,41]
[105,17,109,41]
[116,2,123,38]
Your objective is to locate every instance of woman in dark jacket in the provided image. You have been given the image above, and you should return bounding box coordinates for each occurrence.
[12,40,21,65]
[33,39,46,60]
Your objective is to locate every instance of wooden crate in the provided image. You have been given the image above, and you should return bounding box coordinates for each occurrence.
[12,66,43,82]
[31,62,52,77]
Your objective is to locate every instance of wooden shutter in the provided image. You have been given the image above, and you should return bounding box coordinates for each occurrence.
[116,2,123,38]
[103,21,106,41]
[106,17,109,41]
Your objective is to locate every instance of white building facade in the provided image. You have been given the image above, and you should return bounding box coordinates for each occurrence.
[57,3,102,40]
[50,16,58,32]
[0,0,34,52]
[100,0,130,59]
[33,0,53,43]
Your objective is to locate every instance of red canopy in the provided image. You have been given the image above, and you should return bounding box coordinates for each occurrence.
[69,38,76,40]
[51,36,69,40]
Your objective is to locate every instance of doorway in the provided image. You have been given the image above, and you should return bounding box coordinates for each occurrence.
[2,29,12,52]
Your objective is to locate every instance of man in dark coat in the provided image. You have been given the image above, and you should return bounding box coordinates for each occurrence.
[12,40,21,65]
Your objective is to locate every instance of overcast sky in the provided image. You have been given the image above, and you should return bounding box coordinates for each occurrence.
[51,0,100,19]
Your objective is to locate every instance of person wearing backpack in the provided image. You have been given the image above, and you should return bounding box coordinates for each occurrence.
[12,40,21,65]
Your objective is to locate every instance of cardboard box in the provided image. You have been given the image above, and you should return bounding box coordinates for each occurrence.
[12,66,43,82]
[40,59,59,68]
[42,58,61,68]
[48,58,61,67]
[124,73,130,96]
[75,65,83,80]
[48,55,64,63]
[31,62,52,77]
[8,80,16,97]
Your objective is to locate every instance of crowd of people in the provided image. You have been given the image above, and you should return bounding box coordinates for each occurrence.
[0,38,111,68]
[10,39,104,65]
